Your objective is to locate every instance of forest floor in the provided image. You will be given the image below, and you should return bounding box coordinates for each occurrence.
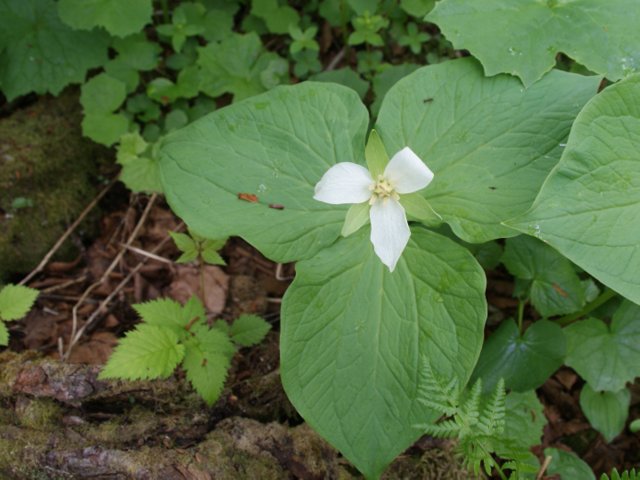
[0,97,638,480]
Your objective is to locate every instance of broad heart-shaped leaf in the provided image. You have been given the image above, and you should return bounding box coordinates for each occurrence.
[427,0,640,87]
[564,300,640,392]
[376,58,600,243]
[58,0,152,37]
[502,236,585,317]
[506,74,640,304]
[280,228,487,478]
[0,0,109,100]
[545,447,595,480]
[580,383,630,443]
[159,82,368,263]
[470,319,566,393]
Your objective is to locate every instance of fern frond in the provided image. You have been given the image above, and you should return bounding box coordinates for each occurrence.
[600,468,638,480]
[419,419,460,438]
[417,357,458,416]
[459,379,482,427]
[478,378,506,435]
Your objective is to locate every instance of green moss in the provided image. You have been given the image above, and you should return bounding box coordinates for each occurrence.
[0,89,107,280]
[15,398,61,430]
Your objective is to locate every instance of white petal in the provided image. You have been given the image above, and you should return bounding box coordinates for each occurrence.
[383,147,434,194]
[369,197,410,272]
[313,162,374,204]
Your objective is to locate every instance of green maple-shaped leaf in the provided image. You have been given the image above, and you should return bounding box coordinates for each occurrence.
[57,0,152,37]
[564,301,640,392]
[428,0,640,86]
[0,0,109,100]
[0,284,39,321]
[506,74,640,303]
[99,324,185,380]
[229,314,271,347]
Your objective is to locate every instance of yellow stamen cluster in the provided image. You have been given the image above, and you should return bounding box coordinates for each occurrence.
[369,175,399,205]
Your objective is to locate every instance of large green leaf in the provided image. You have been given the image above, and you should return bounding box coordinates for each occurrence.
[427,0,640,87]
[376,58,600,243]
[506,74,640,303]
[470,319,566,392]
[580,383,630,443]
[280,228,487,478]
[564,301,640,392]
[0,0,109,100]
[159,82,369,263]
[58,0,152,37]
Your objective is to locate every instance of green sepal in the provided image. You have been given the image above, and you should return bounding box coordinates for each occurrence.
[401,193,442,227]
[365,129,388,177]
[341,202,370,237]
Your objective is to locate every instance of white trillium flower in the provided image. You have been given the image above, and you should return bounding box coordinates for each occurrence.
[314,146,434,272]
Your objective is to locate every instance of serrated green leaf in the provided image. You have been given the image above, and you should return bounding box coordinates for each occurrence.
[133,298,186,333]
[197,33,288,101]
[0,321,9,346]
[58,0,152,37]
[82,113,129,147]
[0,284,39,321]
[193,323,235,358]
[112,34,161,71]
[309,68,370,100]
[183,343,230,405]
[200,249,225,266]
[428,0,639,86]
[81,73,127,114]
[229,314,271,347]
[580,384,630,442]
[0,0,109,100]
[183,296,206,328]
[159,82,368,263]
[545,447,596,480]
[99,324,184,380]
[502,236,585,317]
[506,74,640,304]
[281,228,486,478]
[117,132,148,165]
[170,232,197,255]
[376,58,600,243]
[565,301,640,392]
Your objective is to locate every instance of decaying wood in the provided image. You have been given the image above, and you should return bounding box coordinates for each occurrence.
[0,352,470,480]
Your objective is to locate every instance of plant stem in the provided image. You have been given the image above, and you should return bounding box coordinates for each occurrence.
[517,299,525,334]
[554,288,617,326]
[160,0,170,23]
[199,256,206,306]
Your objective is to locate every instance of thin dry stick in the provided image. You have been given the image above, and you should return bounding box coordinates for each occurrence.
[275,263,294,281]
[65,193,157,360]
[325,47,346,71]
[62,227,180,360]
[119,243,173,264]
[536,455,552,480]
[42,274,88,294]
[19,179,117,286]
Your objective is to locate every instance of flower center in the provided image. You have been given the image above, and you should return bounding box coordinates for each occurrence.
[369,176,399,204]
